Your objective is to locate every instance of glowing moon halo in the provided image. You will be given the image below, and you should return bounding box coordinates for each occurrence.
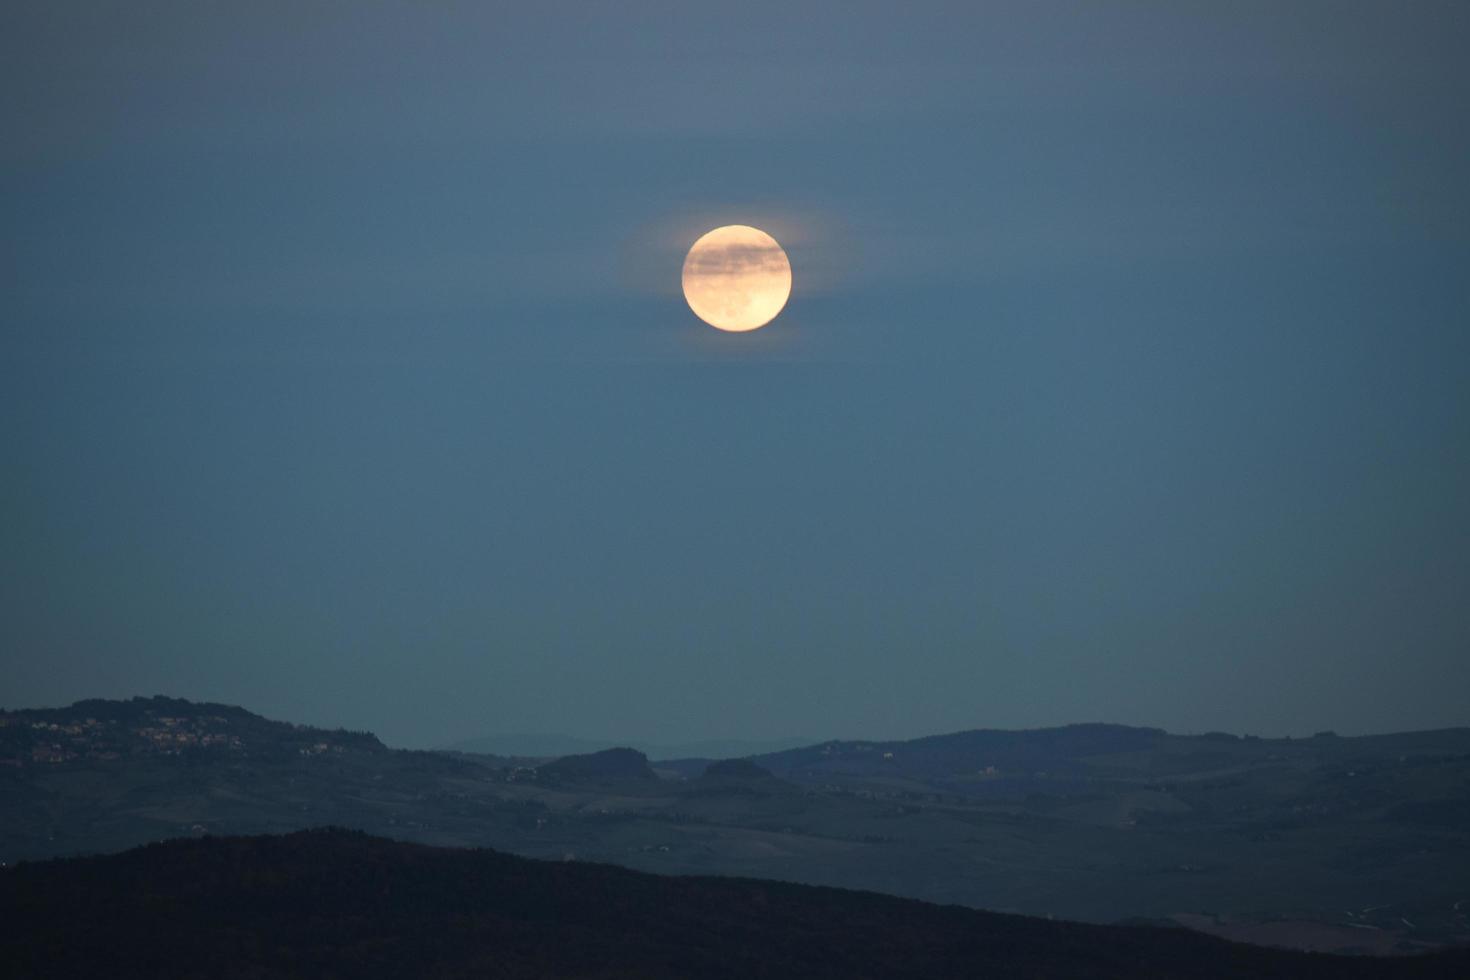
[681,225,792,332]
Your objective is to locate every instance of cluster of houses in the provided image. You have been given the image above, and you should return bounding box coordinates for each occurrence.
[0,713,244,766]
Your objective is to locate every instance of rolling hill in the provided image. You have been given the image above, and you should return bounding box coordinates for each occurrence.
[4,829,1467,979]
[4,697,1468,954]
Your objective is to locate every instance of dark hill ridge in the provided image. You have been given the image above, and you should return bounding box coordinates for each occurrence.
[3,829,1466,980]
[654,721,1470,793]
[687,758,790,797]
[537,746,658,783]
[745,723,1202,781]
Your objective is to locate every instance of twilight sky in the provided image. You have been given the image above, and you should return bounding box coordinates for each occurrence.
[3,2,1467,748]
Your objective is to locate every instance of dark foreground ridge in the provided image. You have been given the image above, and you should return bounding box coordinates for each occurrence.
[3,830,1466,980]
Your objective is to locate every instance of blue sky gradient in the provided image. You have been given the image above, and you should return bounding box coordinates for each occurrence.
[3,2,1467,747]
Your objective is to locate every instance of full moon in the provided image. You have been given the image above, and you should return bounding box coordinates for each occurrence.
[681,225,792,332]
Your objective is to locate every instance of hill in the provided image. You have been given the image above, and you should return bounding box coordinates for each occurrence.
[4,698,1469,953]
[703,758,777,779]
[3,829,1467,979]
[538,747,659,783]
[444,732,811,760]
[0,695,385,765]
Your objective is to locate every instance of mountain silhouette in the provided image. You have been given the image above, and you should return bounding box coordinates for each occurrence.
[537,747,658,783]
[5,829,1467,979]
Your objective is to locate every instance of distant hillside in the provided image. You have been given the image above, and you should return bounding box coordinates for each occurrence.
[4,829,1466,980]
[537,747,658,783]
[4,697,1468,953]
[445,732,812,761]
[686,758,788,798]
[0,695,385,767]
[655,722,1470,796]
[750,723,1169,782]
[703,758,776,780]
